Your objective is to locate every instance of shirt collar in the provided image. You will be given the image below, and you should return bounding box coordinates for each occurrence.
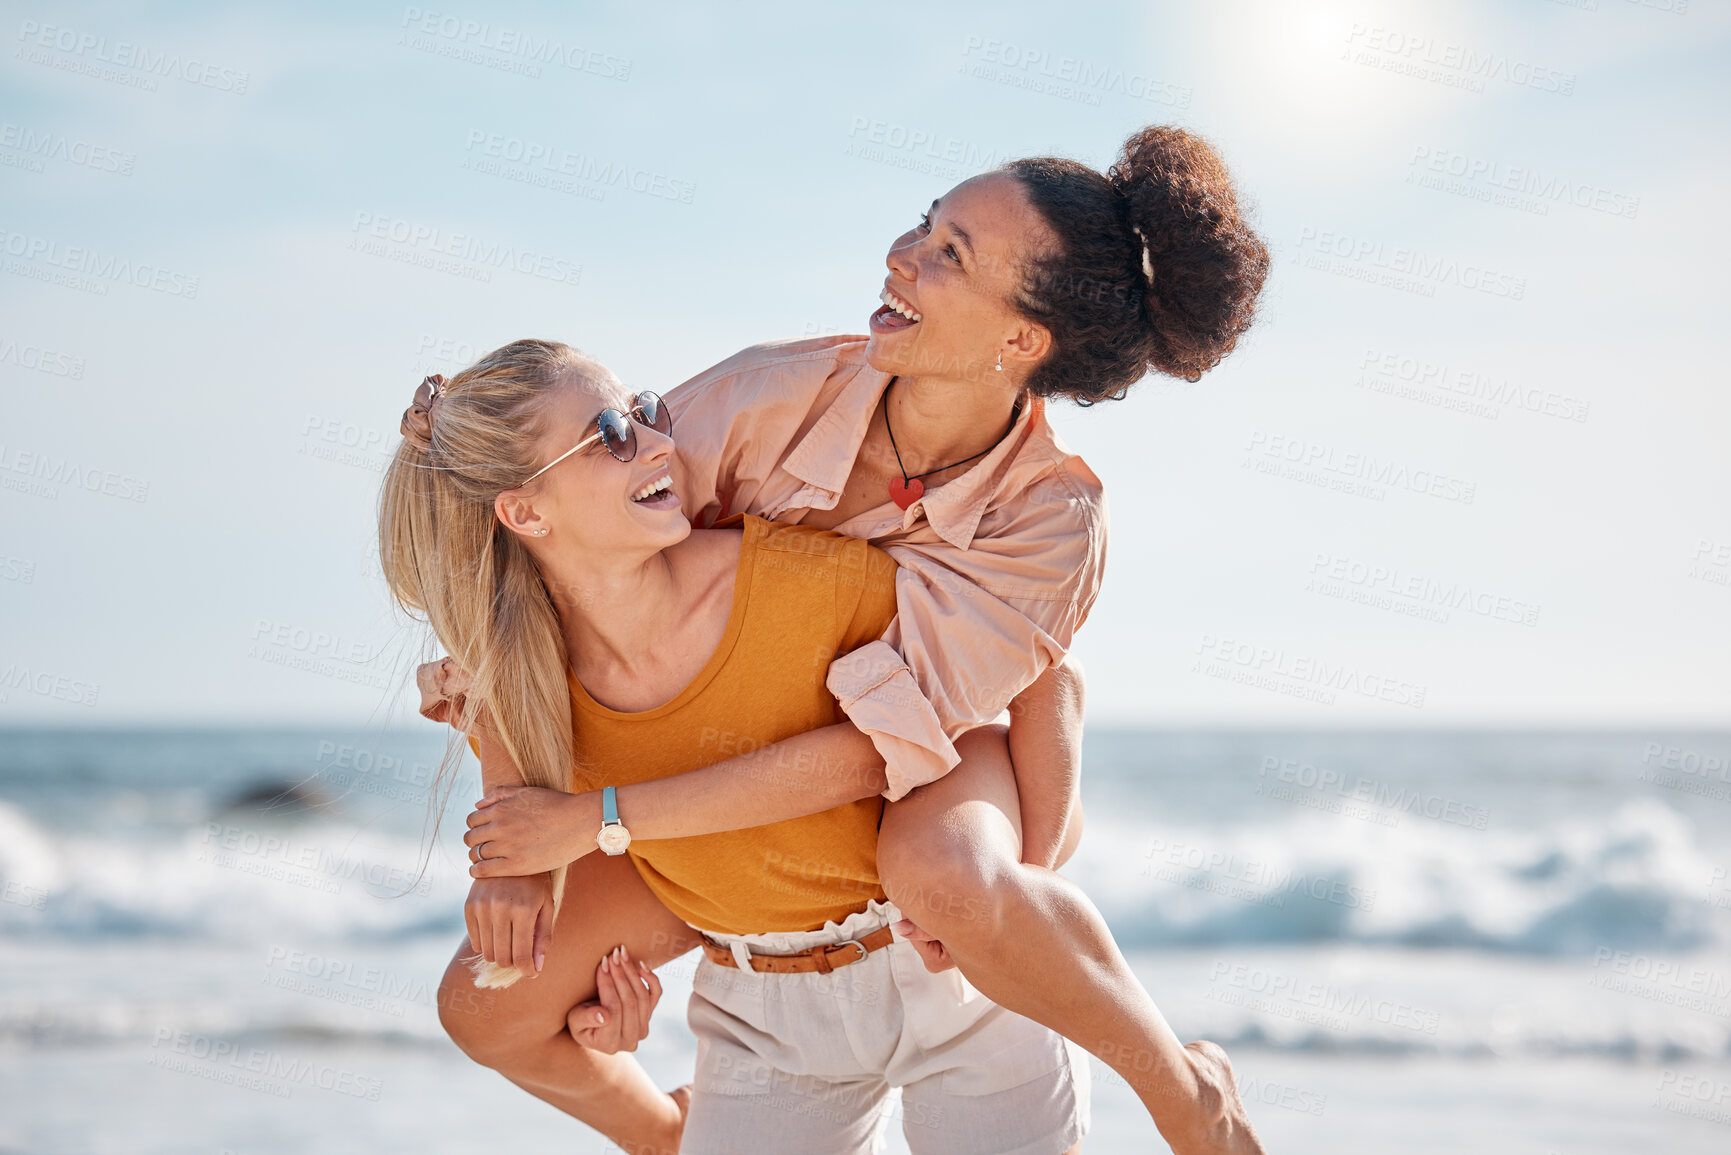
[779,355,1049,552]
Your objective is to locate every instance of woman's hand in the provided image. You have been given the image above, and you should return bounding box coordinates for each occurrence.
[417,657,498,738]
[464,873,555,975]
[566,944,664,1054]
[893,917,958,973]
[416,657,470,723]
[465,785,594,877]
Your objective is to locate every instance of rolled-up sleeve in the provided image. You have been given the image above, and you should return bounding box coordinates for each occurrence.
[827,469,1108,801]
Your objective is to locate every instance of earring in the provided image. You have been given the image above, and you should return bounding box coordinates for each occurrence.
[533,528,549,537]
[995,351,1003,372]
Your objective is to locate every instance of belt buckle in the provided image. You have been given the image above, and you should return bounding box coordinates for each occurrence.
[831,937,868,966]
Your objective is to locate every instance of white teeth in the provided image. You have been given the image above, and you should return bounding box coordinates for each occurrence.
[632,475,671,502]
[879,288,921,323]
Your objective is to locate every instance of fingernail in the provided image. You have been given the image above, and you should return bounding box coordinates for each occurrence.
[535,953,544,972]
[601,956,610,973]
[638,961,648,973]
[595,1012,605,1024]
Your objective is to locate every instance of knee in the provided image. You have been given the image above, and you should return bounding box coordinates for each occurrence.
[436,963,518,1068]
[880,816,1014,941]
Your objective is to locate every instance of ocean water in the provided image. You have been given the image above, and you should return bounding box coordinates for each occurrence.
[2,728,1729,1153]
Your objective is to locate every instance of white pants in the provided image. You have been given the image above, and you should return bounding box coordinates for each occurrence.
[681,899,1090,1155]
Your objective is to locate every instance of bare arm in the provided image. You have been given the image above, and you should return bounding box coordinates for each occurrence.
[465,722,886,877]
[1005,657,1087,870]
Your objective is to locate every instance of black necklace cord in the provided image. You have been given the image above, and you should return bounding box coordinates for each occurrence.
[883,379,1023,484]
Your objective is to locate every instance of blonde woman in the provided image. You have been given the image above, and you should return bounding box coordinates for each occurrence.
[415,127,1268,1154]
[381,340,1093,1153]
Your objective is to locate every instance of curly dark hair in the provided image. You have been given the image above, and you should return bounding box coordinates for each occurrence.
[1004,126,1270,402]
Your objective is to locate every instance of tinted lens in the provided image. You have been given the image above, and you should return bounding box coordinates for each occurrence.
[634,391,672,435]
[596,409,637,462]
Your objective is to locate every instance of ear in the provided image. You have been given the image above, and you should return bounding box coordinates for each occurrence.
[1005,319,1052,368]
[494,489,548,540]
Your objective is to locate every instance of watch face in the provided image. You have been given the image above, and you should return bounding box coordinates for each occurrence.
[596,824,631,856]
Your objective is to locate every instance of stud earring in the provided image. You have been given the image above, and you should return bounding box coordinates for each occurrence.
[995,351,1003,372]
[533,528,549,536]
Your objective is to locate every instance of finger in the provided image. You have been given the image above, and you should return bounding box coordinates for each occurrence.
[532,898,553,974]
[511,906,536,975]
[465,809,493,831]
[594,953,622,1024]
[464,899,481,956]
[478,910,496,965]
[640,960,663,1009]
[610,947,644,1044]
[567,1000,612,1052]
[470,856,510,879]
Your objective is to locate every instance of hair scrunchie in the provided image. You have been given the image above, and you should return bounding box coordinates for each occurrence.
[400,375,446,453]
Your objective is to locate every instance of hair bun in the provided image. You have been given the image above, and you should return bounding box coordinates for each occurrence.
[400,374,446,453]
[1109,127,1269,382]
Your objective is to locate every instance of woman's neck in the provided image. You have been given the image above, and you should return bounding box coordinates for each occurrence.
[532,530,740,709]
[887,372,1023,474]
[536,542,684,674]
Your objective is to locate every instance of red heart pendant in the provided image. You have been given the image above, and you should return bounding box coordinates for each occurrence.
[888,476,924,510]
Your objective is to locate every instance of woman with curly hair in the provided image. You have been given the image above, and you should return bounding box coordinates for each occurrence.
[419,125,1271,1154]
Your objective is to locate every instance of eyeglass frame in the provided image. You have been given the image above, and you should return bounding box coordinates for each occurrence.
[518,391,672,486]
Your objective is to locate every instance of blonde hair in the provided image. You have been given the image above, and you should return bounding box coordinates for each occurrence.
[379,338,590,987]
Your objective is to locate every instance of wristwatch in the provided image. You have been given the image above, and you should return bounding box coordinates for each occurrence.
[595,785,631,856]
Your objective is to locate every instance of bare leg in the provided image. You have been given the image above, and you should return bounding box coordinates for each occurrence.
[878,726,1263,1155]
[438,851,704,1155]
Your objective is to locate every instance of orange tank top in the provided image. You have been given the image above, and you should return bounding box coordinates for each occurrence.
[566,515,899,934]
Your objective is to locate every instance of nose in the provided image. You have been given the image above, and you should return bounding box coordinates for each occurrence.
[637,423,675,464]
[885,227,920,282]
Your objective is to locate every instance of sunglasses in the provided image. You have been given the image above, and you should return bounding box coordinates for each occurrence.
[520,391,673,485]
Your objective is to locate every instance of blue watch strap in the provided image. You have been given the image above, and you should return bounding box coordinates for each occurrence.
[602,785,620,827]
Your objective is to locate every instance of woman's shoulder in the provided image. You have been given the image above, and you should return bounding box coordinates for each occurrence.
[666,335,870,406]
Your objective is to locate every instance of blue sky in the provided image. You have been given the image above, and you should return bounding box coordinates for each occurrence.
[1,0,1727,726]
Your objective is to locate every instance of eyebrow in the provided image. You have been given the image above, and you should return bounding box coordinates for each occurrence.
[929,198,975,260]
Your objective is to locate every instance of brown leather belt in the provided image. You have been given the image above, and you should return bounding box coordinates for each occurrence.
[701,924,896,975]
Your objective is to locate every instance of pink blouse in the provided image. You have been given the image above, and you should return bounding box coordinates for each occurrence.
[666,336,1108,802]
